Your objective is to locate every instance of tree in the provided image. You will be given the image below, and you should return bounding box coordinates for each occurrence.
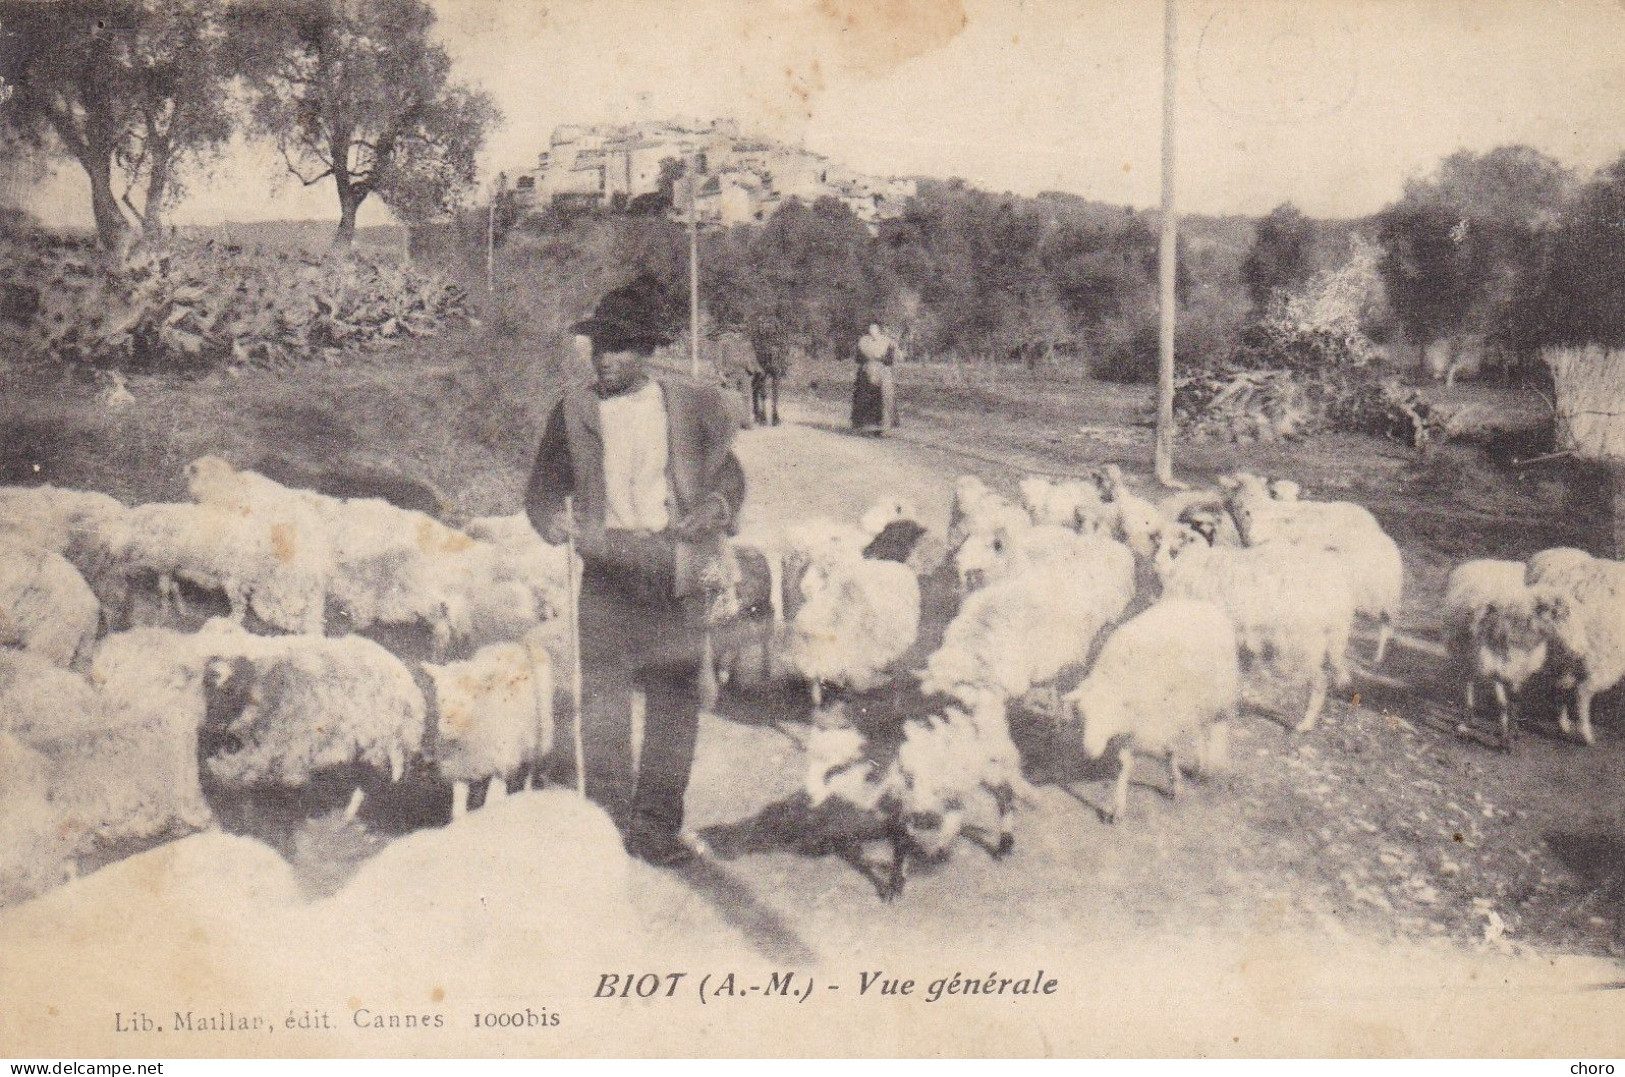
[235,0,500,245]
[747,196,887,359]
[1375,146,1574,358]
[0,0,238,245]
[115,0,237,235]
[1375,200,1475,356]
[1519,153,1625,349]
[1241,203,1316,309]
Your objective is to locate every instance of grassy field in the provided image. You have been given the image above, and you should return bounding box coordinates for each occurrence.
[175,220,412,263]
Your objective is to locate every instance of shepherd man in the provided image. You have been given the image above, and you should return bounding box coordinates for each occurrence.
[526,273,747,866]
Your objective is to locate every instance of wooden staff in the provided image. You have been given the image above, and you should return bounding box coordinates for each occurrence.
[564,495,586,797]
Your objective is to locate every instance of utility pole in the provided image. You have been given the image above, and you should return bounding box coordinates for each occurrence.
[1154,0,1181,487]
[688,154,701,378]
[486,192,496,293]
[485,171,509,292]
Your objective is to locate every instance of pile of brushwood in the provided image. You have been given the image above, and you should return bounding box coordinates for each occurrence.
[1177,313,1477,450]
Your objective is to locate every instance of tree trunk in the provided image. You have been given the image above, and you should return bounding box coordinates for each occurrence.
[333,168,363,248]
[83,144,130,250]
[140,142,172,237]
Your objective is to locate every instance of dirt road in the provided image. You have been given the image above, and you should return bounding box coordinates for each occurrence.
[617,398,1625,1049]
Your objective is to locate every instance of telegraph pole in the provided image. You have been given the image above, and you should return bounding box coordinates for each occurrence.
[485,195,496,293]
[1154,0,1181,487]
[487,171,506,293]
[688,154,700,377]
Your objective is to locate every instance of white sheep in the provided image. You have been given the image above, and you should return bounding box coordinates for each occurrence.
[1443,559,1527,650]
[434,540,555,652]
[1020,474,1109,532]
[955,518,1133,592]
[0,537,100,670]
[462,512,572,617]
[462,512,537,548]
[105,502,327,635]
[716,508,939,702]
[72,630,214,843]
[0,730,65,904]
[1221,472,1403,665]
[949,500,1031,591]
[186,455,323,518]
[805,693,1034,900]
[0,636,212,870]
[1022,468,1170,567]
[183,456,332,633]
[1522,547,1625,746]
[920,550,1135,713]
[421,631,555,818]
[196,624,427,817]
[789,556,920,706]
[0,484,128,560]
[0,487,131,628]
[1105,482,1170,567]
[781,516,871,569]
[718,511,912,691]
[948,475,1016,551]
[772,516,872,625]
[1442,559,1537,746]
[1220,472,1377,544]
[1062,599,1239,823]
[1154,526,1355,733]
[1,648,101,741]
[310,496,488,654]
[333,521,559,663]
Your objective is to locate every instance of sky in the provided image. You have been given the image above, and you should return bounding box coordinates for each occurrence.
[12,0,1625,228]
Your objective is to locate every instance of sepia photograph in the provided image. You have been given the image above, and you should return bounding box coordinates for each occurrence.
[3,0,1625,1060]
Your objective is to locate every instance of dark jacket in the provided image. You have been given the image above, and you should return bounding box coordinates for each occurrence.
[525,374,746,601]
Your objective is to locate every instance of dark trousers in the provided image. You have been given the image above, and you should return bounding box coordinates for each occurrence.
[577,561,707,838]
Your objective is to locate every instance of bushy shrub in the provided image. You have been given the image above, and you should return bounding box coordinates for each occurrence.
[1091,298,1240,385]
[2,231,470,373]
[1091,319,1159,384]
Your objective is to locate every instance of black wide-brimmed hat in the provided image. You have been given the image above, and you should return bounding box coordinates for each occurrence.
[570,272,685,355]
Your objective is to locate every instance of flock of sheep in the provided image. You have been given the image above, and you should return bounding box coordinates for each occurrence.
[3,449,1623,905]
[0,459,572,901]
[721,466,1625,899]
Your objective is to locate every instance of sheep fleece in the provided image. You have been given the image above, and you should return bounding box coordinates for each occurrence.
[204,635,426,786]
[1069,599,1239,759]
[0,539,99,669]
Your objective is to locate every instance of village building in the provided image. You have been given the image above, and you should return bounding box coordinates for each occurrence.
[516,119,914,227]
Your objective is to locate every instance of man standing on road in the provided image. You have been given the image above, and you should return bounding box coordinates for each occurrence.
[525,274,746,867]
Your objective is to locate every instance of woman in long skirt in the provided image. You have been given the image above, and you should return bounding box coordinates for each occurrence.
[852,324,893,435]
